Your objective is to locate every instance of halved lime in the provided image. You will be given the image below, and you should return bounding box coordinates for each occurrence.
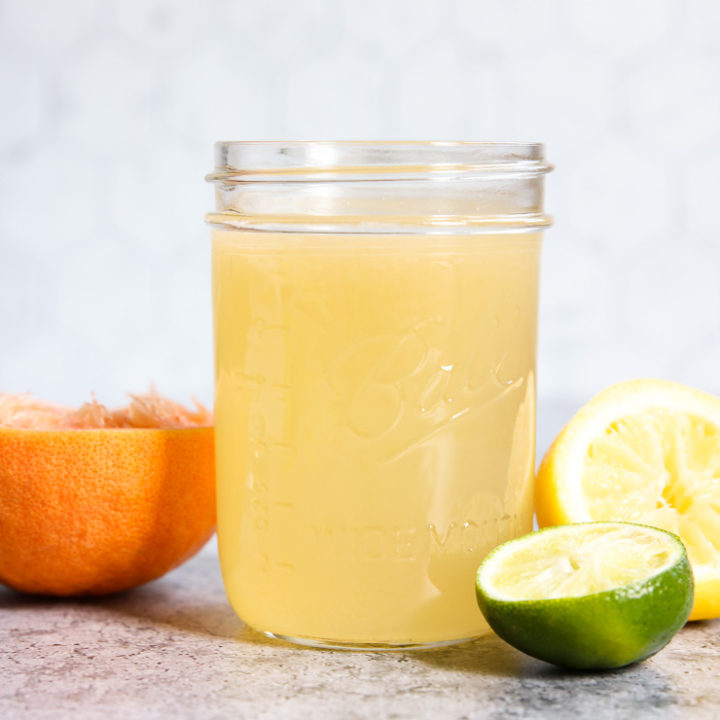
[476,522,694,669]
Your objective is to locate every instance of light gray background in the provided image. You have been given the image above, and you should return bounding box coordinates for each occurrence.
[1,0,719,413]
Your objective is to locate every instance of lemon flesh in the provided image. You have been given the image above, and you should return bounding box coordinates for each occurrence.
[536,380,720,620]
[476,522,693,670]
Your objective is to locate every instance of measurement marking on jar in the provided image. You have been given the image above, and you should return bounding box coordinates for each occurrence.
[247,439,296,454]
[234,372,292,392]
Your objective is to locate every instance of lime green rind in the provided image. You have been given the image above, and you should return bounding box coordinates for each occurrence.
[475,523,694,670]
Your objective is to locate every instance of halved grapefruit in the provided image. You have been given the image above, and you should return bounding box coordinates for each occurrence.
[0,391,216,596]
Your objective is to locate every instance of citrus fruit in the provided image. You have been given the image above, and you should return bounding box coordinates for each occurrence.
[0,392,216,596]
[535,379,720,620]
[476,522,693,669]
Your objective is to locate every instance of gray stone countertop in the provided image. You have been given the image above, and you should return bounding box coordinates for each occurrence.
[2,546,719,720]
[2,402,719,719]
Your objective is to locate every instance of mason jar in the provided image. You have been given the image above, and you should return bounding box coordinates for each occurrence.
[207,141,552,649]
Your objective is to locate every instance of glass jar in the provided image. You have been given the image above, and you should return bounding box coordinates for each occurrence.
[207,142,552,649]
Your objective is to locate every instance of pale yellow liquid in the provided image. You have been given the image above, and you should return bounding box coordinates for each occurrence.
[212,229,540,646]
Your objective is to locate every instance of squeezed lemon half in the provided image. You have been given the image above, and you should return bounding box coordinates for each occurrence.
[535,379,720,620]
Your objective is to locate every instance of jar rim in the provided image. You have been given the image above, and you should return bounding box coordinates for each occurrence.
[207,141,552,183]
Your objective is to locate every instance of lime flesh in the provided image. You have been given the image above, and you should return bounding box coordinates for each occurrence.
[476,522,694,670]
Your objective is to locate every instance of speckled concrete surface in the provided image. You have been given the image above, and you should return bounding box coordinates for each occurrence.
[1,543,719,720]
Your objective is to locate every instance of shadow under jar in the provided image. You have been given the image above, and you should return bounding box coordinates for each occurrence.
[207,141,553,650]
